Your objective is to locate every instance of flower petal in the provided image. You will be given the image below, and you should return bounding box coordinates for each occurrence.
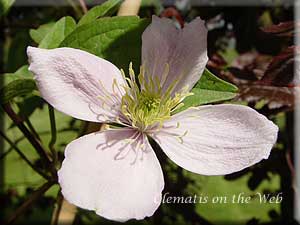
[27,47,126,122]
[142,16,208,95]
[58,128,164,222]
[151,104,278,175]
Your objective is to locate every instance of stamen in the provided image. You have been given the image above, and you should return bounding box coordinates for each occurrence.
[114,131,141,162]
[176,130,188,144]
[153,128,189,145]
[112,78,123,97]
[120,63,193,133]
[171,103,184,112]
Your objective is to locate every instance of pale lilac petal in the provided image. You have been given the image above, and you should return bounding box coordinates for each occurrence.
[27,47,126,122]
[142,16,208,95]
[151,104,278,175]
[58,128,164,222]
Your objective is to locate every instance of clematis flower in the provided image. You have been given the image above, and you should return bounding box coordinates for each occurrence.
[27,16,278,222]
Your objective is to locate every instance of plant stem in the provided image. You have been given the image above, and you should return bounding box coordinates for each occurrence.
[48,105,57,167]
[78,0,88,14]
[0,130,50,180]
[77,121,89,137]
[2,103,56,177]
[54,198,77,225]
[3,181,55,225]
[66,0,83,19]
[0,148,13,160]
[50,191,63,225]
[25,118,41,141]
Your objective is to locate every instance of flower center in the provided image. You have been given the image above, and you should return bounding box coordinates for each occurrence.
[138,93,160,112]
[120,63,192,132]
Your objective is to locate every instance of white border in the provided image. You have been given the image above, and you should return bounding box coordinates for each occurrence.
[9,0,295,6]
[3,0,300,222]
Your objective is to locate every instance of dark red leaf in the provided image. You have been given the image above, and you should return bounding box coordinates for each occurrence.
[227,67,258,81]
[259,46,300,86]
[228,51,272,81]
[260,21,296,37]
[231,51,259,70]
[238,85,295,109]
[160,7,184,28]
[207,53,227,69]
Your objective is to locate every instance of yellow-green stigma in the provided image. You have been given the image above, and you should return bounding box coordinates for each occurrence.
[138,92,160,113]
[121,63,192,131]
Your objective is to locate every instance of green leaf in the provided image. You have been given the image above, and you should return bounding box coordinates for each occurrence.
[17,95,44,118]
[39,16,76,49]
[2,65,33,86]
[61,16,149,71]
[0,65,37,104]
[195,68,238,92]
[78,0,123,26]
[0,80,36,104]
[29,22,56,44]
[174,69,238,113]
[0,0,14,17]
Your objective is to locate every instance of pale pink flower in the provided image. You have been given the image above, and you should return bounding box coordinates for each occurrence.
[27,16,278,222]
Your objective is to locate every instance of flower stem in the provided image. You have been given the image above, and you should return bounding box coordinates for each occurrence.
[0,148,12,160]
[48,104,57,167]
[66,0,83,19]
[2,103,56,177]
[78,0,88,14]
[24,118,41,141]
[50,191,63,225]
[77,121,89,137]
[0,130,50,180]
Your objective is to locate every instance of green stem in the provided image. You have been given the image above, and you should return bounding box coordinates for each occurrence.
[77,121,89,137]
[78,0,88,14]
[50,191,63,225]
[0,130,50,180]
[25,118,41,141]
[0,148,13,160]
[66,0,83,19]
[48,104,57,167]
[2,103,57,178]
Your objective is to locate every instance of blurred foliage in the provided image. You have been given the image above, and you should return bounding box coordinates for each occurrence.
[0,0,14,17]
[0,0,298,225]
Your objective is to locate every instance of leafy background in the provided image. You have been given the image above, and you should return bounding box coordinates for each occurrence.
[0,0,297,225]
